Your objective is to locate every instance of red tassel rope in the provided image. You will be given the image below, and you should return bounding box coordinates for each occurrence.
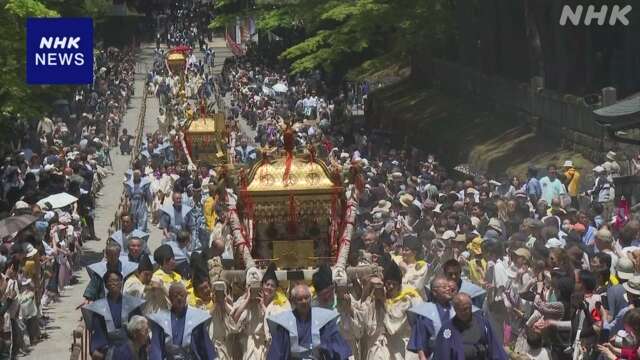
[283,152,293,185]
[200,99,206,118]
[229,208,251,250]
[329,186,341,257]
[282,125,295,185]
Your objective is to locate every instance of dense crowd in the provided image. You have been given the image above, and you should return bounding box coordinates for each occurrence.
[70,5,640,360]
[0,46,137,359]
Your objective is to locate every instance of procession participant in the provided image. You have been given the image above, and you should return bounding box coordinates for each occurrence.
[432,293,507,360]
[124,169,153,232]
[82,270,146,360]
[399,234,428,299]
[442,259,486,308]
[152,244,183,293]
[190,269,236,360]
[235,137,256,164]
[159,188,194,242]
[148,281,218,360]
[122,253,167,315]
[123,254,154,298]
[334,267,366,360]
[165,229,192,279]
[110,315,150,360]
[233,262,290,360]
[124,237,146,263]
[266,283,351,360]
[109,213,150,256]
[150,165,174,226]
[312,263,335,309]
[407,275,455,359]
[202,182,219,231]
[364,258,422,360]
[84,243,138,303]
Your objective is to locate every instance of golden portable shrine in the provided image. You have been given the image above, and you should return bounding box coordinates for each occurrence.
[165,48,187,76]
[184,113,228,165]
[240,148,343,269]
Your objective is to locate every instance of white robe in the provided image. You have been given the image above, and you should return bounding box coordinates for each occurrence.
[363,294,421,360]
[233,297,290,360]
[337,295,366,360]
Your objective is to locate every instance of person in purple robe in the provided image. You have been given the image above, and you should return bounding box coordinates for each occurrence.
[266,283,352,360]
[408,274,456,359]
[433,293,507,360]
[148,281,217,360]
[82,270,145,360]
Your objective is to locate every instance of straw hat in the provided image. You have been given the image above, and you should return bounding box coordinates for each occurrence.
[606,151,617,161]
[372,200,392,214]
[616,257,636,280]
[442,230,456,241]
[623,275,640,296]
[399,193,415,208]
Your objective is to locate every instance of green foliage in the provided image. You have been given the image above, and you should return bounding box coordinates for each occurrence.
[0,0,104,151]
[213,0,455,76]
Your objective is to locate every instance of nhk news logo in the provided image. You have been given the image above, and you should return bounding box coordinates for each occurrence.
[559,4,632,26]
[26,18,94,84]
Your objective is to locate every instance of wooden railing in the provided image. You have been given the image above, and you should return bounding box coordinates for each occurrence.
[69,64,149,360]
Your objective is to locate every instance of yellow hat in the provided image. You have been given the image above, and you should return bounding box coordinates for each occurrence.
[467,236,484,255]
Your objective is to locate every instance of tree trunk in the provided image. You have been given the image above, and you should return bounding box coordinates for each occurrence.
[524,0,544,78]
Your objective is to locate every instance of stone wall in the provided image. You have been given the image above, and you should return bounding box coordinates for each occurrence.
[430,59,637,171]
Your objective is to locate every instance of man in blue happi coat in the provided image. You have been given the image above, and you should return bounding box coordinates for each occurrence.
[124,170,153,232]
[432,293,507,360]
[109,213,150,256]
[408,274,455,359]
[267,283,351,360]
[159,189,193,243]
[82,270,146,360]
[148,281,217,360]
[84,243,138,303]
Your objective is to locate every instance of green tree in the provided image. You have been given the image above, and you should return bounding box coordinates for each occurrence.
[211,0,454,81]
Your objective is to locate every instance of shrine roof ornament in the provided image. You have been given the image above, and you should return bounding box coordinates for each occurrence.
[245,152,338,194]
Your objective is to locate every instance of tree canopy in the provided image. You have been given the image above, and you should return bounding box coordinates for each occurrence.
[211,0,454,77]
[0,0,110,144]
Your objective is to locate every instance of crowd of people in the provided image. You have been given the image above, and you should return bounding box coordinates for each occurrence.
[0,46,137,359]
[62,5,640,360]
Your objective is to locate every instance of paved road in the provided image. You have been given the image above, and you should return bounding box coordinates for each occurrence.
[23,37,234,358]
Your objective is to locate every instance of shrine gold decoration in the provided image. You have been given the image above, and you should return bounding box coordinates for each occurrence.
[272,240,315,269]
[185,116,227,164]
[243,153,341,223]
[166,52,186,76]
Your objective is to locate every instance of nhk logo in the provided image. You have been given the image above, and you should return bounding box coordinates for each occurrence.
[35,37,85,66]
[26,18,93,84]
[559,4,632,26]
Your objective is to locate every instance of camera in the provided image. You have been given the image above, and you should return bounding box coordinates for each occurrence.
[213,281,226,293]
[373,283,384,298]
[249,283,260,300]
